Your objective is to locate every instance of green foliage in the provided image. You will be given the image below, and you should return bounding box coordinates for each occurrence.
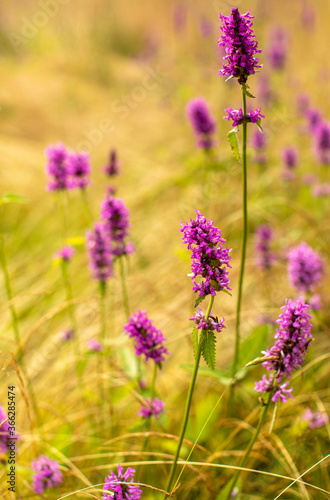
[200,329,217,370]
[192,326,199,360]
[242,85,255,98]
[227,128,241,163]
[238,324,270,369]
[0,193,29,205]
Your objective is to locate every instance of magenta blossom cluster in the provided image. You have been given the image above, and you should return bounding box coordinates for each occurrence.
[254,224,275,270]
[87,339,103,352]
[302,409,328,429]
[0,405,19,454]
[86,223,113,283]
[32,455,63,495]
[218,8,262,85]
[180,210,231,298]
[55,245,76,262]
[45,143,91,192]
[254,298,313,403]
[224,107,264,128]
[138,397,165,419]
[287,242,324,293]
[186,97,217,150]
[101,193,135,257]
[124,310,169,364]
[104,149,120,177]
[102,465,142,500]
[314,120,330,165]
[190,306,225,333]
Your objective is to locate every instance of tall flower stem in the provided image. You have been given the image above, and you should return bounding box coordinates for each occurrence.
[119,257,130,318]
[165,295,214,498]
[61,261,79,353]
[81,189,94,226]
[99,281,107,431]
[232,90,248,377]
[225,392,271,500]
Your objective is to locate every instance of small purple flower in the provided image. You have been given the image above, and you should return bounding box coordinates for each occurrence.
[309,293,322,311]
[301,4,315,30]
[224,107,264,128]
[186,98,217,150]
[32,455,63,495]
[61,329,74,342]
[306,108,322,134]
[255,298,313,403]
[314,121,330,165]
[86,223,113,282]
[199,16,213,38]
[103,465,142,500]
[254,224,275,270]
[0,405,19,454]
[251,129,266,150]
[87,339,103,352]
[218,8,262,85]
[287,242,324,293]
[45,143,70,192]
[190,306,225,333]
[268,27,287,71]
[282,147,298,169]
[296,93,310,114]
[104,149,120,177]
[124,310,169,364]
[258,74,275,107]
[312,183,330,197]
[100,194,134,257]
[180,210,232,298]
[55,245,76,262]
[138,397,165,419]
[68,151,91,189]
[302,409,328,429]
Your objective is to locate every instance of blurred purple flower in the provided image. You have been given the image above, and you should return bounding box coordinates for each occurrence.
[254,224,275,270]
[61,329,74,342]
[268,27,287,70]
[180,210,232,298]
[0,405,19,454]
[306,108,322,133]
[138,397,165,419]
[251,129,266,150]
[100,194,134,257]
[282,147,298,180]
[258,74,275,106]
[224,107,264,128]
[296,93,310,114]
[87,339,103,352]
[218,8,262,85]
[55,245,76,262]
[312,183,330,197]
[86,223,113,283]
[190,306,225,333]
[309,293,322,311]
[32,455,63,495]
[124,310,169,364]
[287,242,324,293]
[314,121,330,164]
[301,4,315,30]
[186,97,217,150]
[68,151,91,189]
[302,409,328,429]
[199,16,212,38]
[45,143,70,192]
[104,149,120,177]
[102,465,142,500]
[173,3,187,32]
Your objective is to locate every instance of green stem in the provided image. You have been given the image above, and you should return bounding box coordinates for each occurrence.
[164,295,214,498]
[81,188,94,225]
[61,261,80,353]
[119,256,130,318]
[99,281,107,432]
[232,90,248,377]
[225,392,271,500]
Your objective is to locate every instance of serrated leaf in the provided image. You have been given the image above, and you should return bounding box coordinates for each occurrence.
[66,236,85,246]
[227,129,241,163]
[256,119,263,132]
[242,85,255,98]
[0,193,29,205]
[194,294,206,308]
[192,327,199,360]
[200,330,217,370]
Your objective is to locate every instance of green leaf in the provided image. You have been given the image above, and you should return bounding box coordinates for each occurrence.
[66,236,85,246]
[256,119,263,132]
[0,193,29,205]
[192,327,199,360]
[221,288,232,297]
[227,128,241,163]
[242,85,255,98]
[194,294,206,308]
[76,359,87,377]
[200,330,217,370]
[238,324,270,368]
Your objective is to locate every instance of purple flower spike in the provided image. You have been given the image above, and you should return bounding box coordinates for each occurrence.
[55,245,76,262]
[224,107,264,128]
[190,306,225,333]
[124,310,169,364]
[306,108,322,133]
[32,455,63,495]
[255,298,313,403]
[104,149,120,177]
[68,151,91,189]
[102,465,142,500]
[302,409,328,429]
[218,8,262,85]
[186,98,217,150]
[314,121,330,165]
[287,242,324,293]
[101,194,130,244]
[181,210,231,298]
[138,397,165,419]
[254,224,275,270]
[86,223,113,283]
[45,143,70,192]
